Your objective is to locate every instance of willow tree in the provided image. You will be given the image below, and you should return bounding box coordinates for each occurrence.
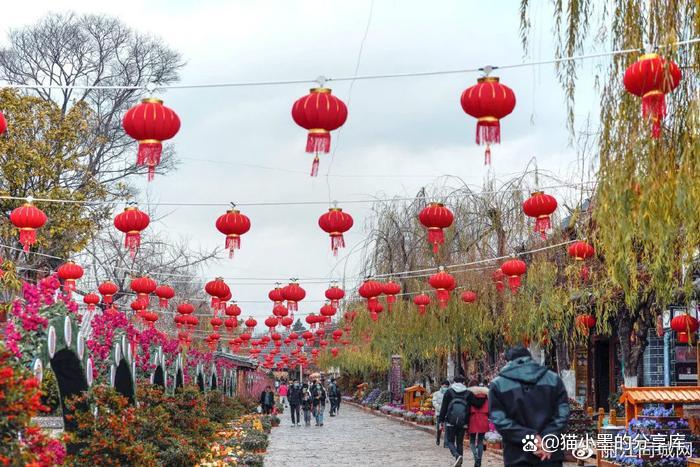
[522,0,700,385]
[357,172,590,381]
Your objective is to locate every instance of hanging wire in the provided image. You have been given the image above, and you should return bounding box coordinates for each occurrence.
[0,37,695,91]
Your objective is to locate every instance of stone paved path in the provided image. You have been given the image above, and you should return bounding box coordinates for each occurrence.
[265,404,504,467]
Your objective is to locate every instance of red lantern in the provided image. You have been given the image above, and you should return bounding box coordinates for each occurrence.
[623,54,681,139]
[209,316,223,331]
[318,207,353,256]
[130,298,147,314]
[291,87,348,176]
[320,303,336,323]
[568,241,596,282]
[154,285,175,308]
[122,98,181,180]
[98,281,119,304]
[418,203,454,254]
[671,314,699,344]
[177,302,195,315]
[269,286,285,305]
[331,347,339,357]
[413,294,431,315]
[83,293,100,311]
[244,317,257,330]
[142,311,159,326]
[383,281,401,311]
[10,203,47,251]
[265,316,279,332]
[280,316,293,328]
[461,291,477,304]
[57,261,83,292]
[332,329,343,342]
[325,285,345,307]
[205,278,230,311]
[428,269,456,308]
[215,208,251,259]
[186,315,199,329]
[226,303,242,317]
[358,279,384,312]
[131,276,157,302]
[522,192,557,239]
[0,111,6,135]
[114,206,150,257]
[282,282,306,312]
[273,304,288,318]
[501,259,527,291]
[225,318,237,331]
[576,314,597,336]
[460,76,516,164]
[305,314,319,329]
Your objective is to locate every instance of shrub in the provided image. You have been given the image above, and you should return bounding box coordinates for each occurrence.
[240,430,269,452]
[39,367,62,416]
[205,390,248,426]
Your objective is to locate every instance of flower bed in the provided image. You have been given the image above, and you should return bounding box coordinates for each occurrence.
[199,414,270,466]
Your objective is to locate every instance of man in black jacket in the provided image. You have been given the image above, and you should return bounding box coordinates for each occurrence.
[287,379,303,426]
[328,378,341,416]
[489,346,570,466]
[438,375,473,467]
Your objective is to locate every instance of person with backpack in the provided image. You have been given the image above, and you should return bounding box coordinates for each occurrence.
[288,379,303,427]
[489,345,570,466]
[438,375,473,467]
[467,378,489,467]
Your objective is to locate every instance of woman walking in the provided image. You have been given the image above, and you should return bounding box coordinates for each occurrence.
[301,383,313,426]
[467,379,489,467]
[309,379,327,426]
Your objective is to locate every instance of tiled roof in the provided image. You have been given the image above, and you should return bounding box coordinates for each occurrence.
[620,386,700,404]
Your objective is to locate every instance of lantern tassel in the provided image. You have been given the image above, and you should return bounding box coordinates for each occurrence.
[476,120,501,145]
[137,142,163,179]
[306,132,331,153]
[225,235,241,259]
[535,216,551,239]
[580,265,590,283]
[125,232,141,258]
[436,289,450,308]
[19,229,37,252]
[387,295,396,312]
[484,146,491,165]
[508,275,521,292]
[367,297,378,312]
[288,301,297,312]
[428,228,444,254]
[331,234,345,256]
[641,91,666,139]
[159,298,168,308]
[310,155,320,177]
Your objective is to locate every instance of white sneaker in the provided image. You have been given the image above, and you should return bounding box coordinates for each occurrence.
[453,456,463,467]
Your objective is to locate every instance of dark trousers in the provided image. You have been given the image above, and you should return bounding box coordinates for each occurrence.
[290,404,300,424]
[446,425,465,458]
[469,433,484,462]
[329,397,339,415]
[262,404,272,415]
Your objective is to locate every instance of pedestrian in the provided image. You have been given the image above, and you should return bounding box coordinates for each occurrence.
[432,380,451,448]
[438,375,473,467]
[310,379,327,426]
[259,385,275,415]
[288,379,303,427]
[301,383,313,426]
[278,380,289,408]
[467,378,489,467]
[489,345,570,467]
[327,377,341,416]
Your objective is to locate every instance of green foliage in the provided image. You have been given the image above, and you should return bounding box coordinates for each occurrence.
[204,389,248,426]
[240,429,269,452]
[0,88,111,258]
[40,367,61,416]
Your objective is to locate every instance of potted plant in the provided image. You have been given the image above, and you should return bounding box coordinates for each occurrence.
[484,431,502,450]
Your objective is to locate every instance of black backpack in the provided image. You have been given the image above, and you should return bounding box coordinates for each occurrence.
[445,391,470,427]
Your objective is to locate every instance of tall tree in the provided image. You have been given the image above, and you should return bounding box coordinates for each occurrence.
[521,0,700,385]
[0,13,184,192]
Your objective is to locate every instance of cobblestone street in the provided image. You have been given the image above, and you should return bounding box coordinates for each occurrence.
[265,403,504,467]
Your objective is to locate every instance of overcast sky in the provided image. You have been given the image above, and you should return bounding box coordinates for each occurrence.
[3,1,600,321]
